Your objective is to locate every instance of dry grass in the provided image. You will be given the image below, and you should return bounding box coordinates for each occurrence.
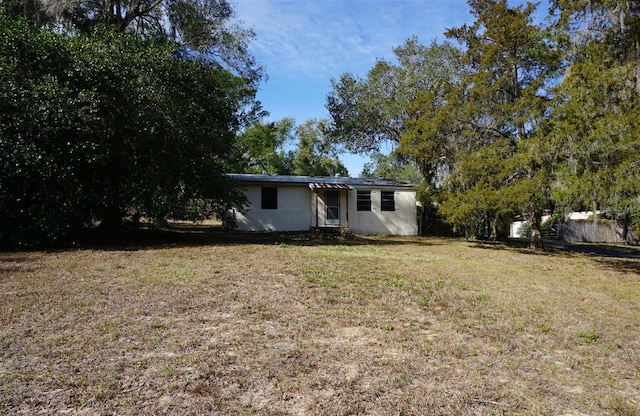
[1,229,639,415]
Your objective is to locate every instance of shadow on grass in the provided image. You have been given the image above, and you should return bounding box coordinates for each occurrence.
[0,254,35,263]
[547,240,640,259]
[467,239,557,256]
[33,223,448,252]
[469,239,640,274]
[594,257,640,274]
[0,253,42,276]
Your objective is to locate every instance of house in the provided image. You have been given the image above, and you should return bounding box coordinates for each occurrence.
[228,174,418,236]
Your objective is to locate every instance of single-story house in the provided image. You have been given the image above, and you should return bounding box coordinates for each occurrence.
[228,174,418,236]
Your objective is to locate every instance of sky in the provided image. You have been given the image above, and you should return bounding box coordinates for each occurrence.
[232,0,550,176]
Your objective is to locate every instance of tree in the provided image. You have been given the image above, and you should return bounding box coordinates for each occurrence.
[229,118,295,175]
[326,38,465,231]
[0,13,83,245]
[327,37,463,152]
[548,0,640,240]
[441,0,561,247]
[291,119,348,177]
[1,0,52,24]
[1,0,264,86]
[228,118,348,177]
[361,151,422,184]
[551,0,640,92]
[0,15,252,246]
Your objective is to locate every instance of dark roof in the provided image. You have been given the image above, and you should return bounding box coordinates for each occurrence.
[227,174,416,190]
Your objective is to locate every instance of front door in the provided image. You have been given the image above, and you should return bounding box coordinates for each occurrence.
[325,190,340,225]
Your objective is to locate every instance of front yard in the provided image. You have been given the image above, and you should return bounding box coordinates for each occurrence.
[1,231,639,415]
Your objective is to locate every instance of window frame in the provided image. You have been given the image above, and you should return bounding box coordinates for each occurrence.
[356,190,372,211]
[381,191,395,211]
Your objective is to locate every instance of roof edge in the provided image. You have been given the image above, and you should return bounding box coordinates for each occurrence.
[227,174,416,190]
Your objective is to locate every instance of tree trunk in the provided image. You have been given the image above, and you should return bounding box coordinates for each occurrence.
[622,212,631,244]
[529,210,544,249]
[419,205,427,236]
[24,0,34,19]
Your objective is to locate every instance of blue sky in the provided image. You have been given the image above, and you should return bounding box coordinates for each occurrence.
[232,0,550,176]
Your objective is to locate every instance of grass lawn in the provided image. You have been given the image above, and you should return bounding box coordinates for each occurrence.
[1,228,639,415]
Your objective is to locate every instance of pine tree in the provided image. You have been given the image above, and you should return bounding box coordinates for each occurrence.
[441,0,561,247]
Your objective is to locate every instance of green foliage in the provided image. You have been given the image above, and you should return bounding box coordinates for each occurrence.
[291,119,348,177]
[327,38,465,232]
[229,118,348,177]
[361,151,421,183]
[323,0,640,243]
[327,37,464,153]
[548,0,640,230]
[0,14,80,244]
[517,214,562,240]
[229,118,295,175]
[440,0,561,246]
[577,329,599,344]
[0,15,251,246]
[0,0,265,86]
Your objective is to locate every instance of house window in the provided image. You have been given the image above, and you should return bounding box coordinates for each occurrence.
[381,191,395,211]
[357,190,371,211]
[261,187,277,209]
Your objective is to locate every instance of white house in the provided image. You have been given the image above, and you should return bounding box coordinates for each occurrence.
[228,174,418,236]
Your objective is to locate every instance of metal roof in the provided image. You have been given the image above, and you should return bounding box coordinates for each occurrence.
[227,174,416,189]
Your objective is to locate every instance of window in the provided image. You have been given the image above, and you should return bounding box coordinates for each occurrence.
[381,191,395,211]
[261,187,277,209]
[357,190,371,211]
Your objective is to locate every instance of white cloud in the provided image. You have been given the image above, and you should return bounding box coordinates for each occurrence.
[234,0,473,81]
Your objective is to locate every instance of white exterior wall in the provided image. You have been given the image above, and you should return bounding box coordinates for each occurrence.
[233,183,418,236]
[347,189,418,236]
[510,221,526,238]
[510,215,551,238]
[234,184,312,231]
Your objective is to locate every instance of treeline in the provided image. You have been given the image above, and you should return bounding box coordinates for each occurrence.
[0,0,355,248]
[2,0,638,248]
[325,0,640,247]
[229,118,348,178]
[0,0,262,247]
